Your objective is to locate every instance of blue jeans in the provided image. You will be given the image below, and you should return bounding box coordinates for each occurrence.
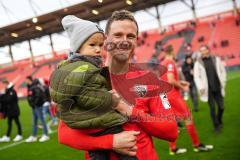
[43,103,57,124]
[32,106,48,136]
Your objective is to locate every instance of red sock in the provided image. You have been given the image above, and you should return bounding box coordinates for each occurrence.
[185,122,200,146]
[169,141,176,150]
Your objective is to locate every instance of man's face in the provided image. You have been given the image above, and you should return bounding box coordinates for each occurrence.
[25,79,32,85]
[186,57,192,64]
[106,20,137,63]
[199,46,210,57]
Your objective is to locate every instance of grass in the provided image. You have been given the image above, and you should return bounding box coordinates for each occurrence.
[0,71,240,160]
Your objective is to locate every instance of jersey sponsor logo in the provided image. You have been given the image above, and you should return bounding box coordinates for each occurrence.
[160,93,171,109]
[167,64,174,72]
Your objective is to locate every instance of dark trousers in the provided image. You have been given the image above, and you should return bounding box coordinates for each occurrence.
[6,116,22,137]
[208,90,224,128]
[189,84,198,111]
[32,107,48,136]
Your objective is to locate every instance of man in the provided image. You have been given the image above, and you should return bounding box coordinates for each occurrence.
[57,10,178,160]
[0,80,22,142]
[182,55,199,112]
[194,45,226,133]
[0,92,6,119]
[25,76,50,142]
[161,45,213,155]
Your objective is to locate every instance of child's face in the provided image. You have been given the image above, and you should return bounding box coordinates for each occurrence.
[78,33,104,56]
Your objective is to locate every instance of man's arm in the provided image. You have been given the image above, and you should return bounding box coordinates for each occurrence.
[115,101,178,142]
[193,62,205,95]
[1,89,18,103]
[132,107,178,142]
[58,120,113,150]
[219,58,226,85]
[58,121,139,155]
[167,73,189,92]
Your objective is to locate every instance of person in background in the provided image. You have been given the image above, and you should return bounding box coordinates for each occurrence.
[184,43,199,61]
[0,93,6,119]
[0,80,23,142]
[42,78,57,133]
[161,45,213,155]
[25,76,50,142]
[182,55,199,112]
[194,45,226,133]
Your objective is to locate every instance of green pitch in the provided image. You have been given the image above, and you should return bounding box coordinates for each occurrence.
[0,71,240,160]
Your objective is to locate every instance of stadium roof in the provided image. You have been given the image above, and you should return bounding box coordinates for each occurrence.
[0,0,175,48]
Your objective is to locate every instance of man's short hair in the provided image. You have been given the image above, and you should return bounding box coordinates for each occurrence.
[105,10,139,35]
[2,79,9,84]
[199,44,209,50]
[185,55,192,61]
[26,76,33,81]
[165,45,174,55]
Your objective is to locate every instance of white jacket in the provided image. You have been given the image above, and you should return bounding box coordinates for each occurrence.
[193,56,226,102]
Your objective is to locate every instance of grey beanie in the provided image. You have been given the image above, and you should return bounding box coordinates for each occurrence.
[61,15,104,53]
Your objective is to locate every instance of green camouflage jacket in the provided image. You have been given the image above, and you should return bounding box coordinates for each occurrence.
[49,55,127,129]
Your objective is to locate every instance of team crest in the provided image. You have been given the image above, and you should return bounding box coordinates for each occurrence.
[134,85,147,97]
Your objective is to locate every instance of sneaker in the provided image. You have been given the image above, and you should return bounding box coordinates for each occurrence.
[39,135,50,142]
[13,135,23,142]
[48,128,53,134]
[193,143,214,152]
[53,120,58,126]
[47,124,53,134]
[25,136,37,143]
[169,148,187,155]
[0,136,10,142]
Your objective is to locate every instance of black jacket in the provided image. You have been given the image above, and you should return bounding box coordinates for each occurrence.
[27,79,46,108]
[182,62,195,88]
[1,84,20,117]
[0,94,6,116]
[43,85,51,102]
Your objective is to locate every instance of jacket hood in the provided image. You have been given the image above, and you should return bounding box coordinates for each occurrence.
[7,82,14,89]
[32,79,40,85]
[58,54,103,69]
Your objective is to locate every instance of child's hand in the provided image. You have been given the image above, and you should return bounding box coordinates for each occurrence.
[110,89,133,116]
[109,89,121,98]
[115,100,133,117]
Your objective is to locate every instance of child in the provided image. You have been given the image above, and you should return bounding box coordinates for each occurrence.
[49,15,136,160]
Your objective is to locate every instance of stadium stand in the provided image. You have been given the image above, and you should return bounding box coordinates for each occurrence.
[0,10,239,97]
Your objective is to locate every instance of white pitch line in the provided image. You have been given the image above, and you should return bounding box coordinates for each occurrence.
[0,130,57,151]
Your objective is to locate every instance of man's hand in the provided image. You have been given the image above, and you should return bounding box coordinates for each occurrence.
[200,89,205,95]
[113,131,140,156]
[114,146,138,156]
[190,69,194,75]
[180,81,190,92]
